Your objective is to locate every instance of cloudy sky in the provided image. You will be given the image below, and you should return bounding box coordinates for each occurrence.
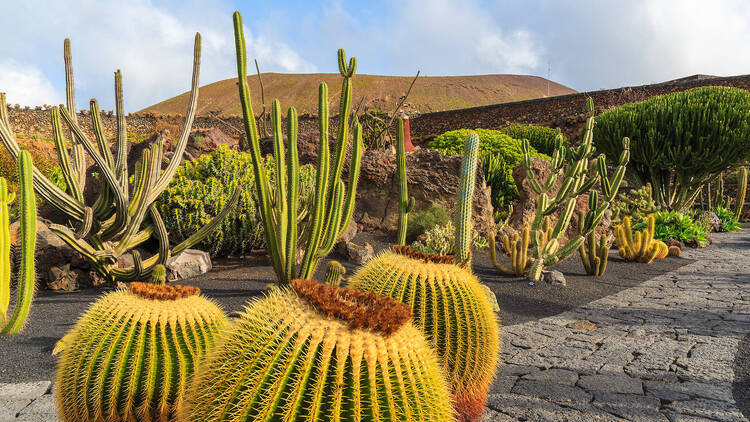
[1,0,748,111]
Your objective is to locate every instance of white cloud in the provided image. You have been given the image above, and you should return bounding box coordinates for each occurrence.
[0,60,62,106]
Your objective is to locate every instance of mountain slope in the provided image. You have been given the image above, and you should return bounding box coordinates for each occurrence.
[141,73,576,117]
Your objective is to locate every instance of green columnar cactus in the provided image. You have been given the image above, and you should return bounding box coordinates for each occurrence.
[396,117,414,246]
[150,264,167,285]
[0,36,240,284]
[513,99,629,281]
[0,150,36,334]
[182,279,454,422]
[323,260,346,287]
[55,282,228,422]
[455,132,479,264]
[233,12,363,285]
[577,211,609,276]
[735,166,747,220]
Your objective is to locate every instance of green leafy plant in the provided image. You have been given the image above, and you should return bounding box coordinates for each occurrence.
[411,220,487,256]
[429,128,549,215]
[610,183,658,227]
[500,123,567,156]
[405,202,452,241]
[712,206,741,232]
[157,146,316,257]
[634,210,709,247]
[594,86,750,211]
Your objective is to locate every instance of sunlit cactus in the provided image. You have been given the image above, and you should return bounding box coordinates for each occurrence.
[396,117,415,246]
[577,211,609,276]
[182,278,455,422]
[614,215,669,264]
[55,282,227,421]
[323,260,345,287]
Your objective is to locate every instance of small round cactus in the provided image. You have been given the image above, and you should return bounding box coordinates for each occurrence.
[55,282,227,422]
[348,246,501,422]
[182,278,455,422]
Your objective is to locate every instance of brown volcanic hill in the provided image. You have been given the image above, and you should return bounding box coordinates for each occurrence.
[141,73,575,117]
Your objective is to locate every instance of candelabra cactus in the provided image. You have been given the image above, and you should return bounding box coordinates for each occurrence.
[55,282,228,421]
[233,12,362,284]
[0,36,240,284]
[0,150,36,334]
[614,214,669,264]
[577,211,609,276]
[182,278,455,421]
[349,132,499,422]
[396,117,415,246]
[323,259,345,286]
[490,99,630,281]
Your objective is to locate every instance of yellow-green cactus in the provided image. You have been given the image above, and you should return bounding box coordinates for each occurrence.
[182,278,454,421]
[55,283,227,421]
[348,247,500,422]
[615,214,668,264]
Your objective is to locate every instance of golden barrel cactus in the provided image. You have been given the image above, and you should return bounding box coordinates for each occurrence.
[182,278,455,422]
[348,246,501,422]
[55,282,228,421]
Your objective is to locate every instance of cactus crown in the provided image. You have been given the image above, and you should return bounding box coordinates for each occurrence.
[291,278,411,335]
[129,281,199,301]
[392,244,456,265]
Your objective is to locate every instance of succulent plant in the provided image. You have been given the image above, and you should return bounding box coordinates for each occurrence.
[322,259,345,287]
[577,211,609,276]
[182,278,454,422]
[614,215,669,263]
[0,150,36,334]
[55,282,227,421]
[396,117,415,246]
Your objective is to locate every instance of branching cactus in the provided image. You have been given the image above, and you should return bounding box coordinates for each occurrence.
[396,117,415,245]
[615,215,669,264]
[233,12,363,284]
[0,36,240,284]
[182,279,454,421]
[0,151,36,334]
[577,211,609,276]
[55,283,227,421]
[491,99,630,281]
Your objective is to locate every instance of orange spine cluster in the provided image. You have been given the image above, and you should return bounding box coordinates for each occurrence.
[129,282,200,300]
[393,244,456,264]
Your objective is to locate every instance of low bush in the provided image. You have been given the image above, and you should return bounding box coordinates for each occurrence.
[712,206,741,232]
[429,128,549,216]
[156,146,316,257]
[634,210,708,247]
[406,203,452,242]
[499,124,565,156]
[411,221,487,256]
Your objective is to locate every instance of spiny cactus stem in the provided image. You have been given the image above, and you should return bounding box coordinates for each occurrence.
[396,117,409,246]
[455,132,480,264]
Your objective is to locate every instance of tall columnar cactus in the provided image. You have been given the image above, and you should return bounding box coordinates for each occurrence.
[55,282,228,422]
[233,12,363,284]
[455,132,480,264]
[182,279,454,421]
[0,150,36,334]
[0,36,239,284]
[735,166,747,220]
[614,215,669,264]
[396,117,414,246]
[491,99,630,281]
[577,211,609,276]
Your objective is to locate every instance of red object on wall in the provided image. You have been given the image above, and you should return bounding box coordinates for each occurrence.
[402,116,415,152]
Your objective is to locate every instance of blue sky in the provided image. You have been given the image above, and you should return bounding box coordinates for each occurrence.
[1,0,749,111]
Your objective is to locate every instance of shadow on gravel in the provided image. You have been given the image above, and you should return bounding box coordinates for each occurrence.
[733,330,750,419]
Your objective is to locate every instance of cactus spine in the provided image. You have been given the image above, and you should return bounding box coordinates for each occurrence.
[396,117,414,246]
[0,150,37,334]
[55,283,227,421]
[233,11,363,284]
[0,37,239,284]
[323,260,346,287]
[182,279,454,422]
[577,211,609,276]
[735,166,747,220]
[455,132,480,264]
[614,215,669,264]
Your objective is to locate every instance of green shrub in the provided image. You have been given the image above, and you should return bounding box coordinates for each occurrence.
[429,128,549,216]
[712,206,741,232]
[157,146,316,257]
[499,124,565,156]
[411,221,487,255]
[593,86,750,211]
[634,210,708,247]
[610,184,658,226]
[406,203,452,241]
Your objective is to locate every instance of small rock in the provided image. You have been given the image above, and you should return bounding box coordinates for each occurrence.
[345,242,374,264]
[116,253,134,269]
[567,320,597,331]
[166,249,212,281]
[46,264,78,291]
[542,270,566,286]
[696,211,721,232]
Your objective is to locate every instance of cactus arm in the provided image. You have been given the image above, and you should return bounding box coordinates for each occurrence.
[113,147,158,256]
[233,15,284,280]
[299,83,331,280]
[89,99,115,168]
[334,119,363,242]
[0,178,9,325]
[735,166,747,220]
[318,179,345,257]
[171,187,241,257]
[63,39,87,194]
[51,107,84,202]
[396,117,409,246]
[455,132,480,264]
[285,107,299,281]
[148,33,202,201]
[113,70,129,197]
[0,93,7,127]
[270,100,287,264]
[2,151,37,333]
